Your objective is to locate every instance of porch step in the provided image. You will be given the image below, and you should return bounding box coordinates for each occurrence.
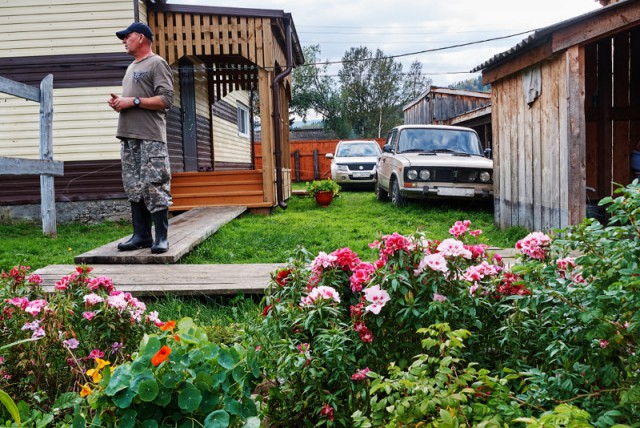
[74,206,246,264]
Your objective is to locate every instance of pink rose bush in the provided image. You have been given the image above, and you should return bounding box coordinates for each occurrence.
[255,194,640,426]
[0,265,162,410]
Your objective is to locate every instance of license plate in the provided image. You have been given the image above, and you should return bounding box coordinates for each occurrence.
[437,187,475,197]
[352,172,371,178]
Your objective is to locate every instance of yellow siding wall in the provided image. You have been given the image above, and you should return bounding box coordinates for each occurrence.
[0,86,122,161]
[0,0,135,58]
[213,91,251,164]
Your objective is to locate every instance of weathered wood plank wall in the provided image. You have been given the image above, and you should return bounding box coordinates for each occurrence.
[492,52,582,231]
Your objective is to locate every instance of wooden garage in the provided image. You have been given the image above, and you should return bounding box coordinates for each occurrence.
[473,0,640,230]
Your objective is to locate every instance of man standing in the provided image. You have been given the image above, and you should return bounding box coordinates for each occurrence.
[108,22,174,254]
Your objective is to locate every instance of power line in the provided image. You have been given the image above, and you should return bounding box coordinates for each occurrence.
[301,28,537,67]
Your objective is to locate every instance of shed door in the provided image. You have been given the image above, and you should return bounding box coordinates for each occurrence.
[179,58,198,172]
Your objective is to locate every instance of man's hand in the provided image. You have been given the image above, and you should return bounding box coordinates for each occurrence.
[108,93,134,112]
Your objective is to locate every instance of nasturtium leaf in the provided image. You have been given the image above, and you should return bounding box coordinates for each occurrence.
[204,409,230,428]
[131,374,155,393]
[140,336,162,358]
[195,371,214,389]
[104,366,133,396]
[218,348,237,369]
[137,378,160,402]
[159,371,182,388]
[113,389,137,409]
[141,420,159,428]
[223,396,242,415]
[118,409,137,428]
[154,388,172,407]
[200,390,221,413]
[240,398,258,418]
[71,413,85,428]
[178,384,203,412]
[177,317,195,331]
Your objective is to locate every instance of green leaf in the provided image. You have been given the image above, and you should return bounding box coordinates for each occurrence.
[200,391,221,413]
[113,389,137,409]
[0,389,20,425]
[104,366,133,396]
[118,409,137,428]
[137,378,160,402]
[223,396,242,415]
[72,413,86,428]
[141,420,159,428]
[178,384,203,412]
[204,409,230,428]
[218,348,238,369]
[154,388,172,407]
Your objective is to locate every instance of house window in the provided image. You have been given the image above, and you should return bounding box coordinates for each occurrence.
[237,102,250,137]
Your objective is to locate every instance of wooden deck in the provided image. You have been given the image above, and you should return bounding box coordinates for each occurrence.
[74,206,246,265]
[34,264,281,296]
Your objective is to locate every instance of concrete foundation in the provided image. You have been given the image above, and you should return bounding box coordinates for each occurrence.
[0,199,130,225]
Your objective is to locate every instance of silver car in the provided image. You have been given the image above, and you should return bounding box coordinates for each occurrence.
[375,125,493,206]
[326,140,382,187]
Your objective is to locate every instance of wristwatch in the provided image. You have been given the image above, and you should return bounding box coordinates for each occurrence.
[133,97,141,108]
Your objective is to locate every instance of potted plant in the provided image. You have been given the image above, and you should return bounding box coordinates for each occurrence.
[306,179,341,206]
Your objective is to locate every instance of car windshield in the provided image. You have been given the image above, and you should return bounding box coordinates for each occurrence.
[397,129,483,155]
[336,142,379,157]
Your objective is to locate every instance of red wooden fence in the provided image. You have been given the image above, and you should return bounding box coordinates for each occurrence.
[255,139,385,182]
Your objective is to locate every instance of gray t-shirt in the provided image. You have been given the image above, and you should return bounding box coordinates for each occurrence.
[117,54,174,143]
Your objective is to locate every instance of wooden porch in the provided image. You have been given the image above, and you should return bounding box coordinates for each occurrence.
[170,169,272,211]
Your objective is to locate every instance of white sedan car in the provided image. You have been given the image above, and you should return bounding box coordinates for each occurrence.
[326,140,382,187]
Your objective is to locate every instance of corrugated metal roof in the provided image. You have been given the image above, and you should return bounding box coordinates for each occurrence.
[471,1,633,72]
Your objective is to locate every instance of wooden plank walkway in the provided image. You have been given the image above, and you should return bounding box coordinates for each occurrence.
[34,264,282,296]
[74,206,246,265]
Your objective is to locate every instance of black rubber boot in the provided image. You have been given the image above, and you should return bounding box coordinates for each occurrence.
[151,209,169,254]
[117,201,153,251]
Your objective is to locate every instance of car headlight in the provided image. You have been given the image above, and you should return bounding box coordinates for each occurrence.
[336,165,349,172]
[419,169,431,181]
[407,169,418,180]
[479,171,491,182]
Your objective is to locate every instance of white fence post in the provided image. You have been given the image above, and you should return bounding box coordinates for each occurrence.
[39,74,56,236]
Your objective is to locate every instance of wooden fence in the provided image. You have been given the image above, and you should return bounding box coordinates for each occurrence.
[0,74,62,236]
[255,139,385,182]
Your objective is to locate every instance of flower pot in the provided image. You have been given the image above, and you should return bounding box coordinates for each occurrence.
[314,191,334,207]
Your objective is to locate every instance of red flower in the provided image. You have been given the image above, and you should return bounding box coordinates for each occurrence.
[262,305,272,316]
[319,403,334,421]
[274,268,291,286]
[152,345,172,366]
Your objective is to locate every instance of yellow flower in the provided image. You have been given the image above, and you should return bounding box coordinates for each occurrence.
[80,383,93,397]
[86,368,102,383]
[95,358,111,370]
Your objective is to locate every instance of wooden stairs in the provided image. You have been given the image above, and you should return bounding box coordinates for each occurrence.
[171,169,272,211]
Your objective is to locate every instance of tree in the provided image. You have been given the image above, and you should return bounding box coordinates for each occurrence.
[338,47,405,138]
[449,75,490,92]
[290,45,351,138]
[401,60,431,104]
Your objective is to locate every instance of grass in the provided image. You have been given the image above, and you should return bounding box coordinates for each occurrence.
[181,191,527,264]
[0,220,131,272]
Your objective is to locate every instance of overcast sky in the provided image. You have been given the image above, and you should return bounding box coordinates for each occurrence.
[172,0,601,86]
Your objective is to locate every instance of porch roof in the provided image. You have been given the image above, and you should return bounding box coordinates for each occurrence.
[147,1,304,67]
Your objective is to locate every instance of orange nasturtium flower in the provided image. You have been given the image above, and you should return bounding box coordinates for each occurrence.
[80,383,93,397]
[152,345,172,366]
[160,320,176,332]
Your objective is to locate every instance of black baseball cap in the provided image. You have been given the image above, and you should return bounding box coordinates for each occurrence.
[116,22,153,41]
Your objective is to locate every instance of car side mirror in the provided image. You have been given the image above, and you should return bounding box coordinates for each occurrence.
[325,153,334,159]
[484,148,492,159]
[383,144,393,153]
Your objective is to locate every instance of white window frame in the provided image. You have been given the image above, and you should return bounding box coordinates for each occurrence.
[236,102,250,137]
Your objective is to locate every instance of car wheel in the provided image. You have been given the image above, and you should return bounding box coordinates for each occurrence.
[375,179,388,201]
[391,179,406,207]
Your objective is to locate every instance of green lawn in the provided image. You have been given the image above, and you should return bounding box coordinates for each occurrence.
[0,191,527,272]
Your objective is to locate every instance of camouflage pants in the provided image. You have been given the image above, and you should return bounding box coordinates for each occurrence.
[120,138,172,213]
